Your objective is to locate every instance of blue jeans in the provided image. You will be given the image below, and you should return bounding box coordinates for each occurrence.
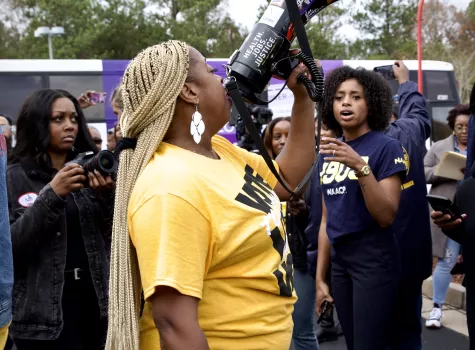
[292,269,319,350]
[0,133,13,328]
[433,238,461,306]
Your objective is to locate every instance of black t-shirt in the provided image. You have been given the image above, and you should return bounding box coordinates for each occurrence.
[65,194,89,270]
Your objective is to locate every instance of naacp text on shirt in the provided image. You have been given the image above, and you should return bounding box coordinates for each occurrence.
[321,151,410,195]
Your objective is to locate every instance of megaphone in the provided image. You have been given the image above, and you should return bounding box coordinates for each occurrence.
[226,0,339,104]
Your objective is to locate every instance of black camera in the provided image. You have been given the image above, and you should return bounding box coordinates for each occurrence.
[237,107,273,152]
[70,151,118,177]
[236,106,273,136]
[226,0,338,104]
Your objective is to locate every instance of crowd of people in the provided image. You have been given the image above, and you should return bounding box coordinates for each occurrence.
[0,40,474,350]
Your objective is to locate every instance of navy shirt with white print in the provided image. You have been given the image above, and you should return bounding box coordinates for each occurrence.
[320,131,407,244]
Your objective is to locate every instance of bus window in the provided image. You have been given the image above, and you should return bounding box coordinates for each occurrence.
[431,105,454,143]
[425,71,457,102]
[0,75,44,121]
[49,75,105,123]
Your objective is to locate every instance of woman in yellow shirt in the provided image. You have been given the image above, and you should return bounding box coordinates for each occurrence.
[106,41,318,350]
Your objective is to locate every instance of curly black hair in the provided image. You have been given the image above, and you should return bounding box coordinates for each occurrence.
[447,104,470,130]
[322,66,393,135]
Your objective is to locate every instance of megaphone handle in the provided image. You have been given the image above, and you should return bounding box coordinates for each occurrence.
[295,52,325,103]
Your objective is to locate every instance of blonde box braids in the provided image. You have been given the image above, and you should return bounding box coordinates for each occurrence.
[106,41,190,350]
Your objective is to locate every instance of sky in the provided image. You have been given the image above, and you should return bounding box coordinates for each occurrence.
[228,0,473,32]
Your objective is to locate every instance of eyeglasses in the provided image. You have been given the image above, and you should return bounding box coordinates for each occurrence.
[455,125,468,132]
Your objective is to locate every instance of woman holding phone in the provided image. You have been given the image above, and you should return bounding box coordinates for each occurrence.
[424,104,470,329]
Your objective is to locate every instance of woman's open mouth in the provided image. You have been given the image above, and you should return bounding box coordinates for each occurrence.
[340,111,354,121]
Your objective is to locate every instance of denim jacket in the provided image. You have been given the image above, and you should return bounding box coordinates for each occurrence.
[0,133,13,329]
[7,156,113,340]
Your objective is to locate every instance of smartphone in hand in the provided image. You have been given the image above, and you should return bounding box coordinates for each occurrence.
[89,92,107,104]
[374,65,396,80]
[317,300,333,324]
[426,194,463,220]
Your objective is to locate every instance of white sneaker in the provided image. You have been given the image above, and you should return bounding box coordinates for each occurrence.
[425,307,443,328]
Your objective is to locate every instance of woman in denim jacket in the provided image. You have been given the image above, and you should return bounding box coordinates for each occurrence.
[0,129,13,349]
[6,89,114,350]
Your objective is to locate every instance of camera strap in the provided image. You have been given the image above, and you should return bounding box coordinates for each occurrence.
[225,0,322,200]
[114,137,137,154]
[227,81,294,195]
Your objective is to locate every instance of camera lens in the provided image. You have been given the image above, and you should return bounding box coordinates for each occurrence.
[82,150,118,176]
[97,151,117,174]
[99,155,113,169]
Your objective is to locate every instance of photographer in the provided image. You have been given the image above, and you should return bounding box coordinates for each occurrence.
[7,89,114,349]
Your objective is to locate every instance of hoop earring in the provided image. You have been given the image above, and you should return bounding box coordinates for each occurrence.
[190,105,205,144]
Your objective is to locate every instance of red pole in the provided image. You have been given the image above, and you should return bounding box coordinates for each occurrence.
[417,0,425,94]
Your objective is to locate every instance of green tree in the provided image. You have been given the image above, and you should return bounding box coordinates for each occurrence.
[1,0,168,59]
[0,22,21,58]
[305,5,347,59]
[468,0,475,19]
[150,0,247,57]
[0,0,245,59]
[256,2,268,22]
[351,0,417,59]
[421,0,475,103]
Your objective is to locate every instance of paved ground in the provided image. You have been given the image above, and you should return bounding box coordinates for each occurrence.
[318,325,469,350]
[292,296,470,350]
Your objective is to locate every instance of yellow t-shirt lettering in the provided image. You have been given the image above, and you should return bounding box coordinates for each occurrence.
[129,136,296,350]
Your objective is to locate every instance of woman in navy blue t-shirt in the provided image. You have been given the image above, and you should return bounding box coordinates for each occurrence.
[315,67,407,350]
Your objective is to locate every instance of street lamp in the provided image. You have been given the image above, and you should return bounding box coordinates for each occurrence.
[34,26,65,60]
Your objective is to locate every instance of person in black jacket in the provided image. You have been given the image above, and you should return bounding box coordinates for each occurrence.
[7,89,114,350]
[431,164,475,349]
[465,83,475,179]
[385,61,432,350]
[432,82,475,350]
[264,116,318,350]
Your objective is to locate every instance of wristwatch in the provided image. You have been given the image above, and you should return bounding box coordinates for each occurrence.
[355,164,371,178]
